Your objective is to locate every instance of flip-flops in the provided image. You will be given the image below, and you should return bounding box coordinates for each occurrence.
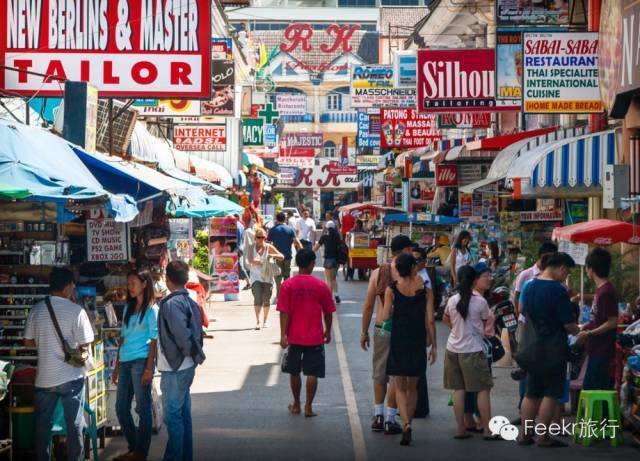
[453,433,473,440]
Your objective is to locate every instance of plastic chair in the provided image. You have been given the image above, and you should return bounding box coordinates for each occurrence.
[50,400,99,460]
[573,390,624,447]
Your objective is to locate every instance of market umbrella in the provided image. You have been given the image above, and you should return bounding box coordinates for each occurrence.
[174,195,244,218]
[552,219,640,245]
[0,183,30,200]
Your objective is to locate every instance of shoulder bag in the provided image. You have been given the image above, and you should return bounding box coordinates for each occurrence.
[515,313,568,374]
[45,297,90,368]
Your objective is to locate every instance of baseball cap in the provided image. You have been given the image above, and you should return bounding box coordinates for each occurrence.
[474,262,491,276]
[391,234,413,252]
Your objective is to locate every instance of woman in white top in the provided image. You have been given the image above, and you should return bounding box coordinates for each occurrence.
[449,230,472,286]
[245,227,284,330]
[443,265,496,441]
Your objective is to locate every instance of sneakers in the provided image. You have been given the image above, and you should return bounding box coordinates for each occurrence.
[371,415,384,432]
[384,421,403,435]
[335,295,341,304]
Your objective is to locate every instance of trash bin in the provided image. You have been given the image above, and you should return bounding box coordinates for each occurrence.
[11,406,35,450]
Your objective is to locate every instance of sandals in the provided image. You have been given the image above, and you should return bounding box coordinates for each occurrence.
[453,433,473,440]
[483,434,503,441]
[400,425,412,446]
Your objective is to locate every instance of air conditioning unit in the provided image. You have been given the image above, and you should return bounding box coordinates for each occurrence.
[95,99,138,155]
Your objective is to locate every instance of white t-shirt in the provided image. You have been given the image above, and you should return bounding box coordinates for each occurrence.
[288,216,299,229]
[156,339,194,372]
[445,292,490,354]
[297,217,316,241]
[24,296,95,388]
[418,268,432,290]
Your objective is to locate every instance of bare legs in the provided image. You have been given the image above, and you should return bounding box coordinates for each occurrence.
[453,390,467,437]
[254,305,270,328]
[324,268,338,297]
[288,374,318,417]
[453,389,492,437]
[395,377,418,429]
[520,396,557,445]
[476,390,492,438]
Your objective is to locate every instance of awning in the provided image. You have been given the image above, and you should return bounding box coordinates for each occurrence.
[552,219,640,245]
[460,126,589,195]
[0,182,30,200]
[506,129,619,198]
[74,148,207,204]
[444,145,466,161]
[174,195,244,218]
[243,152,264,168]
[0,121,138,221]
[384,212,461,225]
[466,127,556,152]
[174,153,233,189]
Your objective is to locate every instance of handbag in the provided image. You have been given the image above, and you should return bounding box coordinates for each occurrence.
[45,297,90,368]
[483,336,506,364]
[515,313,569,374]
[261,245,281,281]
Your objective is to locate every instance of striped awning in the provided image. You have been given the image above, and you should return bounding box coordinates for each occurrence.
[506,129,620,198]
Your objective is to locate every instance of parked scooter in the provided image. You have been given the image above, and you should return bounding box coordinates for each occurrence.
[489,286,518,354]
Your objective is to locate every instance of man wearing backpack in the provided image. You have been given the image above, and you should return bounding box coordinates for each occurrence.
[158,261,206,461]
[360,234,415,434]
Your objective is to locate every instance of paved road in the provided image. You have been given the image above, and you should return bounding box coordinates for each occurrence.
[103,268,636,461]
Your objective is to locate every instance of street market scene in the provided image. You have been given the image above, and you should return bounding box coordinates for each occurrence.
[1,0,640,460]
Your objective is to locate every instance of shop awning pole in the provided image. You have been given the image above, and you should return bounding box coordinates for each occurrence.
[580,265,584,306]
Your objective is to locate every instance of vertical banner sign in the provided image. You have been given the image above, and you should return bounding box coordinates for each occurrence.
[86,219,128,262]
[523,32,602,113]
[357,110,381,149]
[209,217,239,294]
[417,49,519,112]
[496,31,523,101]
[1,0,212,98]
[380,108,442,149]
[242,118,265,146]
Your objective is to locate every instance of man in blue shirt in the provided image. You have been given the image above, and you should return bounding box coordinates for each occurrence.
[268,212,301,302]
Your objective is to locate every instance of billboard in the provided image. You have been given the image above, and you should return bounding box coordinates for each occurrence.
[379,108,441,149]
[1,0,212,98]
[357,110,381,149]
[497,0,570,26]
[351,65,416,108]
[173,125,226,151]
[133,99,201,117]
[279,159,358,189]
[276,94,307,115]
[523,32,602,113]
[496,31,523,101]
[417,49,517,112]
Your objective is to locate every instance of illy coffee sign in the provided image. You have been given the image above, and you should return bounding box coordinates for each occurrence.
[435,164,458,187]
[418,49,500,112]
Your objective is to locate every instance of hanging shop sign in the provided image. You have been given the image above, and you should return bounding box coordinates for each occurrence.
[276,94,307,115]
[496,0,570,27]
[283,133,323,149]
[356,155,382,167]
[437,113,491,129]
[212,60,234,86]
[496,31,523,101]
[277,156,315,168]
[558,240,588,266]
[173,125,226,151]
[202,85,234,116]
[417,49,517,113]
[523,32,602,113]
[519,211,563,222]
[86,218,128,262]
[279,159,358,189]
[1,0,212,98]
[264,124,277,148]
[212,38,233,60]
[393,51,417,88]
[351,65,416,108]
[380,108,441,149]
[132,99,201,116]
[435,164,458,187]
[242,118,264,146]
[357,110,381,149]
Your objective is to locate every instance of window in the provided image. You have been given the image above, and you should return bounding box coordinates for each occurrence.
[338,0,375,6]
[326,93,342,111]
[324,141,337,158]
[380,0,421,4]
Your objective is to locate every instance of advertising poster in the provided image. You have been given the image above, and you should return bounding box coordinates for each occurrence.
[351,65,417,108]
[435,164,458,187]
[523,32,602,113]
[209,217,239,294]
[211,253,239,294]
[437,113,491,129]
[497,0,570,26]
[212,38,233,60]
[212,60,235,86]
[202,85,234,116]
[496,31,523,101]
[379,108,441,149]
[357,110,381,149]
[133,99,201,117]
[1,0,212,98]
[283,133,324,149]
[459,193,473,218]
[393,51,417,88]
[417,49,518,112]
[86,219,128,262]
[242,118,264,146]
[168,218,191,262]
[276,94,307,115]
[173,125,226,151]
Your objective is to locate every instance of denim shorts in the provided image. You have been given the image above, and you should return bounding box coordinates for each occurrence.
[251,281,272,306]
[323,258,338,269]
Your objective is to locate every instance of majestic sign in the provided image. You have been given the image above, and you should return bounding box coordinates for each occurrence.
[357,110,381,149]
[351,65,416,108]
[87,218,128,262]
[496,0,570,26]
[276,94,307,115]
[133,99,201,116]
[393,51,417,88]
[380,108,441,149]
[437,113,491,129]
[496,31,523,101]
[417,49,516,112]
[283,133,323,149]
[435,164,458,187]
[1,0,212,98]
[173,125,226,151]
[242,118,264,146]
[523,32,602,113]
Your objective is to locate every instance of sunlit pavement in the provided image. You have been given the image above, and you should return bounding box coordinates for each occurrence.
[103,267,638,460]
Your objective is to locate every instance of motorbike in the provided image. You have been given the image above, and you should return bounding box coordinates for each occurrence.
[489,286,518,355]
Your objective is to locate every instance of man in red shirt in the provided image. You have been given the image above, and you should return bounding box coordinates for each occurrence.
[278,249,336,417]
[341,211,356,237]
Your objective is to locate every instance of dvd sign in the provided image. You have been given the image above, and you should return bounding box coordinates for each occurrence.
[435,164,458,187]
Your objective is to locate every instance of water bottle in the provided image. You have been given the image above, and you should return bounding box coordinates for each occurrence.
[580,305,591,325]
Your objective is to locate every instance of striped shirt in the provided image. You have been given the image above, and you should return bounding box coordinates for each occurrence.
[24,296,94,388]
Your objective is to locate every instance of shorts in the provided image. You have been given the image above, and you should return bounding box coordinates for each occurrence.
[277,259,292,280]
[583,355,614,390]
[526,366,567,399]
[323,258,338,269]
[372,326,391,385]
[282,344,325,378]
[251,281,272,306]
[444,350,493,392]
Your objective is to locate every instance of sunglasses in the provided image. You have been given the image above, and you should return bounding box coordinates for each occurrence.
[256,236,265,239]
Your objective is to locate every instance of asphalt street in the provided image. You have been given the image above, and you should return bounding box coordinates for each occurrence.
[103,267,638,461]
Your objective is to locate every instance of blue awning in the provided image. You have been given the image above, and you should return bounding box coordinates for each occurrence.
[174,195,244,218]
[0,121,138,221]
[384,212,461,225]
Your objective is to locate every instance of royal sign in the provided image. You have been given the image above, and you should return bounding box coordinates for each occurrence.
[435,164,458,187]
[380,108,441,149]
[173,125,225,151]
[1,0,212,98]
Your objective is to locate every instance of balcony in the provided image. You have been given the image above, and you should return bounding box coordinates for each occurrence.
[281,114,315,123]
[320,112,358,123]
